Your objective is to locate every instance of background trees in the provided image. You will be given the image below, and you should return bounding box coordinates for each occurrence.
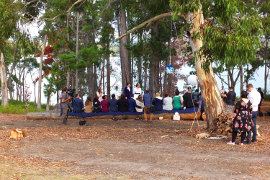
[0,0,268,129]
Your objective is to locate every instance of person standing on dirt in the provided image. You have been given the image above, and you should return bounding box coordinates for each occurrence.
[227,91,252,145]
[222,87,236,114]
[246,84,261,144]
[61,87,71,124]
[143,90,153,121]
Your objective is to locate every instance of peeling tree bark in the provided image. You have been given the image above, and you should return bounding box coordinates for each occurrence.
[192,7,224,130]
[0,52,9,106]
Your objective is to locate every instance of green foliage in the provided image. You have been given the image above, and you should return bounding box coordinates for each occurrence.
[0,0,21,44]
[170,0,263,70]
[59,52,76,69]
[79,46,101,66]
[0,100,48,114]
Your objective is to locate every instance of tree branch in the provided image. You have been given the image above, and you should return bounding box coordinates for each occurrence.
[40,0,87,21]
[116,12,175,41]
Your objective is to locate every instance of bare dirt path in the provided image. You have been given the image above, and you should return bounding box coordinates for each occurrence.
[0,105,270,179]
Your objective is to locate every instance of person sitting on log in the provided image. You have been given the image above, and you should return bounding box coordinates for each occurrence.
[101,95,109,112]
[163,93,173,111]
[173,91,183,110]
[109,94,118,112]
[152,92,163,111]
[93,97,101,113]
[227,91,252,146]
[128,94,141,112]
[118,94,129,112]
[72,93,84,113]
[84,96,93,113]
[135,95,144,112]
[183,87,194,108]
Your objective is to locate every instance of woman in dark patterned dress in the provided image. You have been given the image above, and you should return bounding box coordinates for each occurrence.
[227,91,252,145]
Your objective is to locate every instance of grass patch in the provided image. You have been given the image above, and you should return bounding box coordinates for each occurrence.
[0,100,50,114]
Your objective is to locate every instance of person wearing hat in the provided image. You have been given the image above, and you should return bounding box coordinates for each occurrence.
[152,92,163,111]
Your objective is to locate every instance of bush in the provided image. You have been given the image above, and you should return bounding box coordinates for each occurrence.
[0,100,48,114]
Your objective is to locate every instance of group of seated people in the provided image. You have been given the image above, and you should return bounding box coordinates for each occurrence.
[71,86,201,114]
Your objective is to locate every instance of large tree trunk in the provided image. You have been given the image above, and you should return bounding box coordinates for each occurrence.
[192,8,224,130]
[149,23,160,95]
[0,52,9,106]
[75,12,79,92]
[117,5,131,90]
[37,34,47,109]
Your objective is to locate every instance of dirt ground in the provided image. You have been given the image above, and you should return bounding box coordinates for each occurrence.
[0,102,270,180]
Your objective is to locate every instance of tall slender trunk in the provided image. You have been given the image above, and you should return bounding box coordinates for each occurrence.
[117,4,130,90]
[0,52,9,106]
[102,62,105,94]
[75,12,79,92]
[144,64,148,91]
[265,61,269,95]
[66,13,70,88]
[240,66,243,93]
[46,95,50,111]
[92,65,97,98]
[66,72,70,87]
[106,42,111,98]
[8,35,19,100]
[37,34,47,109]
[137,33,142,86]
[22,71,25,101]
[192,6,224,130]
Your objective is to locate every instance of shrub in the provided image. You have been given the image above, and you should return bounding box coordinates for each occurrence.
[0,100,48,114]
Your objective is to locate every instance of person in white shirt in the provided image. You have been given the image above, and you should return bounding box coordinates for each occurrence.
[135,95,144,113]
[96,87,103,102]
[133,83,142,99]
[163,93,173,110]
[246,83,261,144]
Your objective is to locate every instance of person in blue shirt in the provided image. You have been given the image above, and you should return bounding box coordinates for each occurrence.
[152,92,163,111]
[128,94,141,112]
[143,90,153,121]
[72,93,84,113]
[109,94,118,112]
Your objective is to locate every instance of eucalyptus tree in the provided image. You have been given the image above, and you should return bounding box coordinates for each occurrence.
[257,0,270,94]
[170,0,262,129]
[118,0,262,129]
[0,0,22,106]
